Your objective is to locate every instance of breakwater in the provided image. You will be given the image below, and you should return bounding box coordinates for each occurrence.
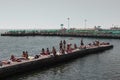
[1,32,120,39]
[1,29,120,39]
[0,45,113,79]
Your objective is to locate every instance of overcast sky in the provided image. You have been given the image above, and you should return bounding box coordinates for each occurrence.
[0,0,120,29]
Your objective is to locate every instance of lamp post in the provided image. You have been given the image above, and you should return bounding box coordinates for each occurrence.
[84,19,87,29]
[67,18,70,29]
[60,24,64,29]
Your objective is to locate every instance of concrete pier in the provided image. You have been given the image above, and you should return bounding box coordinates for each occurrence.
[0,45,113,79]
[1,32,120,39]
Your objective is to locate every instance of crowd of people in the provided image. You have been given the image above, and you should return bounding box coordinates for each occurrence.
[0,39,110,66]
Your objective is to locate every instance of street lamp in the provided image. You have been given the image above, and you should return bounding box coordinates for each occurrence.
[67,18,70,29]
[84,19,87,29]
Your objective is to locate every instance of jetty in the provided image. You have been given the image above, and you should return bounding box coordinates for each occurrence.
[1,29,120,39]
[0,43,113,79]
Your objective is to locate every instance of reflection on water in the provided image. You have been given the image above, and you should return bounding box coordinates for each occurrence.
[0,36,120,80]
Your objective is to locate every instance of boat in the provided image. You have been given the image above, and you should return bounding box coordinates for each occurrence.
[0,43,113,79]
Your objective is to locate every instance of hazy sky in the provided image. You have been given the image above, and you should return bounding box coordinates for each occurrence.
[0,0,120,29]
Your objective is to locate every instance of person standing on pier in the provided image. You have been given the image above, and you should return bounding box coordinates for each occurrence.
[80,38,84,46]
[52,46,56,56]
[59,40,63,50]
[63,40,66,50]
[61,48,65,54]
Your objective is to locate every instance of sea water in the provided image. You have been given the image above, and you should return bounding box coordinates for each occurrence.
[0,31,120,80]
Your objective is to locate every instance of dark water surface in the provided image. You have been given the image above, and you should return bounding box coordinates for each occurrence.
[0,34,120,80]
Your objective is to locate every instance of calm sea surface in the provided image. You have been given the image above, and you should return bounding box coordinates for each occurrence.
[0,31,120,80]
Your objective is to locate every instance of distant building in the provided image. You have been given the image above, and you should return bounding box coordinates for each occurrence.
[94,26,102,31]
[110,27,120,30]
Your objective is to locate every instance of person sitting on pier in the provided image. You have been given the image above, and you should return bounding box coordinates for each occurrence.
[22,51,26,57]
[10,55,21,62]
[0,60,11,66]
[46,48,50,55]
[95,40,100,46]
[52,46,57,56]
[100,42,105,45]
[88,43,93,47]
[74,43,77,49]
[25,51,29,59]
[60,48,65,55]
[93,41,96,46]
[100,42,110,45]
[22,51,29,60]
[34,55,39,59]
[0,61,2,66]
[88,43,91,46]
[40,48,46,55]
[106,42,110,45]
[66,43,72,53]
[10,55,16,61]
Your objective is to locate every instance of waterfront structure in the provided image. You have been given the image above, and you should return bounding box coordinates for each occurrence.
[0,42,113,79]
